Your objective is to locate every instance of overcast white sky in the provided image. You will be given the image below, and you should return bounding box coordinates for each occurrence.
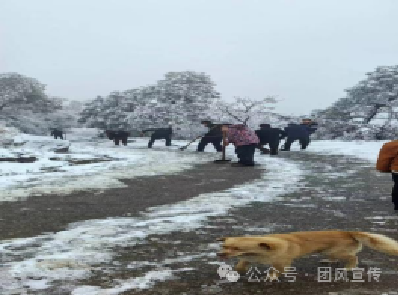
[0,0,397,115]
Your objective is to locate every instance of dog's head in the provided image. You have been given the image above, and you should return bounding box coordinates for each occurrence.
[216,236,283,260]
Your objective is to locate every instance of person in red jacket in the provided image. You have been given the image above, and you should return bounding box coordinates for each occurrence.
[376,140,398,211]
[224,124,259,167]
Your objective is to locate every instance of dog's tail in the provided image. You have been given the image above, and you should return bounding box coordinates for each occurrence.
[351,232,398,256]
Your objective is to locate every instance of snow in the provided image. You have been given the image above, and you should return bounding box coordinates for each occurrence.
[305,140,387,163]
[0,134,217,201]
[70,268,176,295]
[0,134,389,202]
[0,121,19,138]
[67,127,100,141]
[0,135,392,294]
[369,118,388,125]
[0,142,304,294]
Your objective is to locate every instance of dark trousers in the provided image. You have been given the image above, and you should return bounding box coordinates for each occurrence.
[236,144,256,165]
[148,136,171,148]
[257,143,269,154]
[258,140,280,155]
[113,137,128,146]
[269,140,280,155]
[392,173,398,211]
[197,136,223,152]
[283,137,310,150]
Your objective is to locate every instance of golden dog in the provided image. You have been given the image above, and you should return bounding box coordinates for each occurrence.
[217,231,398,275]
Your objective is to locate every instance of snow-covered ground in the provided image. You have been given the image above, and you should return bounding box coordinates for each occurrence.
[1,134,386,202]
[0,152,303,294]
[0,133,390,294]
[305,139,387,163]
[0,132,303,294]
[0,134,219,202]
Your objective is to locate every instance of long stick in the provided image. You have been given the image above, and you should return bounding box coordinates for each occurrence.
[179,124,224,151]
[179,135,203,151]
[213,125,231,163]
[222,130,227,160]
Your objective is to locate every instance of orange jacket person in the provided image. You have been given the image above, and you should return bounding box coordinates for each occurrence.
[377,140,398,211]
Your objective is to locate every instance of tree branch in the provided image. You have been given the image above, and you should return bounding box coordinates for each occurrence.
[216,104,245,123]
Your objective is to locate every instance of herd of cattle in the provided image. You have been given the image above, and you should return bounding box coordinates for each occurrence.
[49,127,172,148]
[49,119,318,154]
[50,129,131,145]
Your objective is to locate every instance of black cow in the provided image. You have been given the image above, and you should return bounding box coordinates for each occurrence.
[281,124,310,151]
[50,129,63,140]
[142,127,172,148]
[255,124,285,155]
[105,130,130,146]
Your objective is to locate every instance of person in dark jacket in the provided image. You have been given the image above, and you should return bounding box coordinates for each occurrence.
[281,123,310,151]
[106,130,130,146]
[142,126,172,148]
[301,119,318,134]
[255,124,285,155]
[197,120,223,152]
[51,129,64,140]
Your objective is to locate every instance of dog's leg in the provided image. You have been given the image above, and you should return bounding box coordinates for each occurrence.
[235,260,250,273]
[331,254,358,270]
[328,242,361,270]
[321,243,360,266]
[270,260,293,278]
[343,255,358,270]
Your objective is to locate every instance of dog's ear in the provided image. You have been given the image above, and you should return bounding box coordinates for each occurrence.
[217,237,227,242]
[258,242,272,250]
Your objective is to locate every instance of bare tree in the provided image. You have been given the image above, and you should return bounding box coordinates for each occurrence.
[214,96,278,126]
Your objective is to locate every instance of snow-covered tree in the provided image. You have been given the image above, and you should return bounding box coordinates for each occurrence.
[79,71,220,139]
[132,71,220,138]
[44,97,82,132]
[63,100,85,128]
[209,96,280,129]
[312,65,398,140]
[0,73,60,113]
[0,73,72,135]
